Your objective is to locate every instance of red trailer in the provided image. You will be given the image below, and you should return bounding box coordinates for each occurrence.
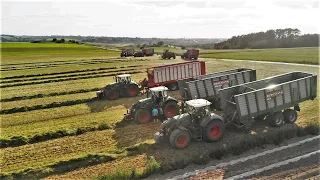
[141,61,206,90]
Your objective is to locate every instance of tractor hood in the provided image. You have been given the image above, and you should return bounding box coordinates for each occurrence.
[130,97,153,110]
[160,113,191,129]
[104,82,117,90]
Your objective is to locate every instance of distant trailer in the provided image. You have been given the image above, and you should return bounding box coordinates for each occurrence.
[179,68,256,108]
[219,72,317,128]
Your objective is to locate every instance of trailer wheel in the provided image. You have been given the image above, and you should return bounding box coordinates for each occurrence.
[169,129,190,149]
[163,101,179,118]
[126,84,139,97]
[255,114,265,121]
[135,109,151,124]
[106,90,119,100]
[173,55,176,59]
[204,120,225,142]
[268,112,284,127]
[283,109,297,124]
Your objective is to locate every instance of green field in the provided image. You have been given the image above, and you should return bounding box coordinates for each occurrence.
[200,47,319,65]
[0,43,319,179]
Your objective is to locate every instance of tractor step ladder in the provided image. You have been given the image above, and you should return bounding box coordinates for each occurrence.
[195,127,202,141]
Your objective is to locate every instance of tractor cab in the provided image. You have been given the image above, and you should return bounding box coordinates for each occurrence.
[115,74,131,84]
[148,86,168,105]
[185,99,211,118]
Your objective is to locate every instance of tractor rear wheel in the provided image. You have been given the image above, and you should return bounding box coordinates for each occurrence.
[135,109,151,124]
[268,112,284,127]
[169,129,190,149]
[283,109,297,124]
[203,120,225,142]
[163,101,179,118]
[106,90,119,100]
[126,84,139,97]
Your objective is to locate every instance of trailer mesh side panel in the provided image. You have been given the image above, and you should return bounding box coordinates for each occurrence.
[189,83,198,99]
[257,91,266,111]
[247,93,258,114]
[283,84,291,103]
[238,95,248,116]
[205,79,215,96]
[197,81,207,98]
[299,80,307,99]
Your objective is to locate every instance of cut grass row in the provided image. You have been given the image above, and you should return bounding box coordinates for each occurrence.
[200,47,320,65]
[0,65,139,80]
[1,122,160,173]
[0,67,142,85]
[0,70,143,88]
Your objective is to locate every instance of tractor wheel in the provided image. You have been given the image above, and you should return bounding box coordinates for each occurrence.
[203,120,225,142]
[163,101,179,118]
[267,112,284,127]
[126,84,139,97]
[168,83,178,91]
[169,129,191,149]
[106,90,119,100]
[283,109,298,124]
[135,109,151,124]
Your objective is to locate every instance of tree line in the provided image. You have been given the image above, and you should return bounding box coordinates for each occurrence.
[212,28,319,49]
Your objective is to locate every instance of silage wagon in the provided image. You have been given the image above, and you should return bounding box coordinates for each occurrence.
[219,72,317,128]
[178,68,257,109]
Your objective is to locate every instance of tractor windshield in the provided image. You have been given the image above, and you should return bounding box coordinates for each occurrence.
[116,76,131,83]
[186,105,210,116]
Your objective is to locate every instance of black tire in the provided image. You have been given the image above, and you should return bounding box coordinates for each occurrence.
[267,112,284,127]
[283,109,298,124]
[173,55,176,59]
[126,84,139,97]
[194,57,198,60]
[169,129,191,149]
[106,89,119,100]
[255,114,266,121]
[168,83,178,91]
[135,109,151,124]
[203,120,225,142]
[163,101,179,118]
[168,57,171,59]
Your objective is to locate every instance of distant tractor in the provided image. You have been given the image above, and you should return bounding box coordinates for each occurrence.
[162,50,176,59]
[154,99,225,149]
[133,48,154,57]
[181,49,199,60]
[96,74,140,100]
[124,86,179,124]
[120,48,134,57]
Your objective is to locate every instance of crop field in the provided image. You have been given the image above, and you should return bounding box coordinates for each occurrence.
[200,47,319,65]
[0,43,319,179]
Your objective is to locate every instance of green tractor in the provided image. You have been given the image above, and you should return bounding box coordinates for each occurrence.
[154,99,225,149]
[124,86,179,124]
[96,74,140,100]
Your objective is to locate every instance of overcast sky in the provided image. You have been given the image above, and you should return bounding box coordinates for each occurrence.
[1,0,319,38]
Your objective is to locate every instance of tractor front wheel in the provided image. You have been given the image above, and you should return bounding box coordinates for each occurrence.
[135,109,151,124]
[106,90,119,100]
[163,101,179,118]
[126,85,139,97]
[204,120,225,142]
[169,129,191,149]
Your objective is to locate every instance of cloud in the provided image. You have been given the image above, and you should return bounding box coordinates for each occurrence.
[272,0,319,9]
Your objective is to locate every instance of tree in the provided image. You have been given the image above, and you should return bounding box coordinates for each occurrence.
[61,39,65,43]
[52,38,57,42]
[157,41,164,46]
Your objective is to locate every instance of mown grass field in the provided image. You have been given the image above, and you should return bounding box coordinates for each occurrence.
[200,47,319,65]
[0,43,319,179]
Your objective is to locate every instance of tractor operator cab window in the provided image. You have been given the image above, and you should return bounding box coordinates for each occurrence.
[116,75,131,84]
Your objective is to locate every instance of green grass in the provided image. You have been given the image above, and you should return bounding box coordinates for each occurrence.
[200,47,319,65]
[1,42,119,63]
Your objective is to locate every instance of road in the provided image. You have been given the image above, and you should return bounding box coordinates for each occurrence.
[145,135,320,180]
